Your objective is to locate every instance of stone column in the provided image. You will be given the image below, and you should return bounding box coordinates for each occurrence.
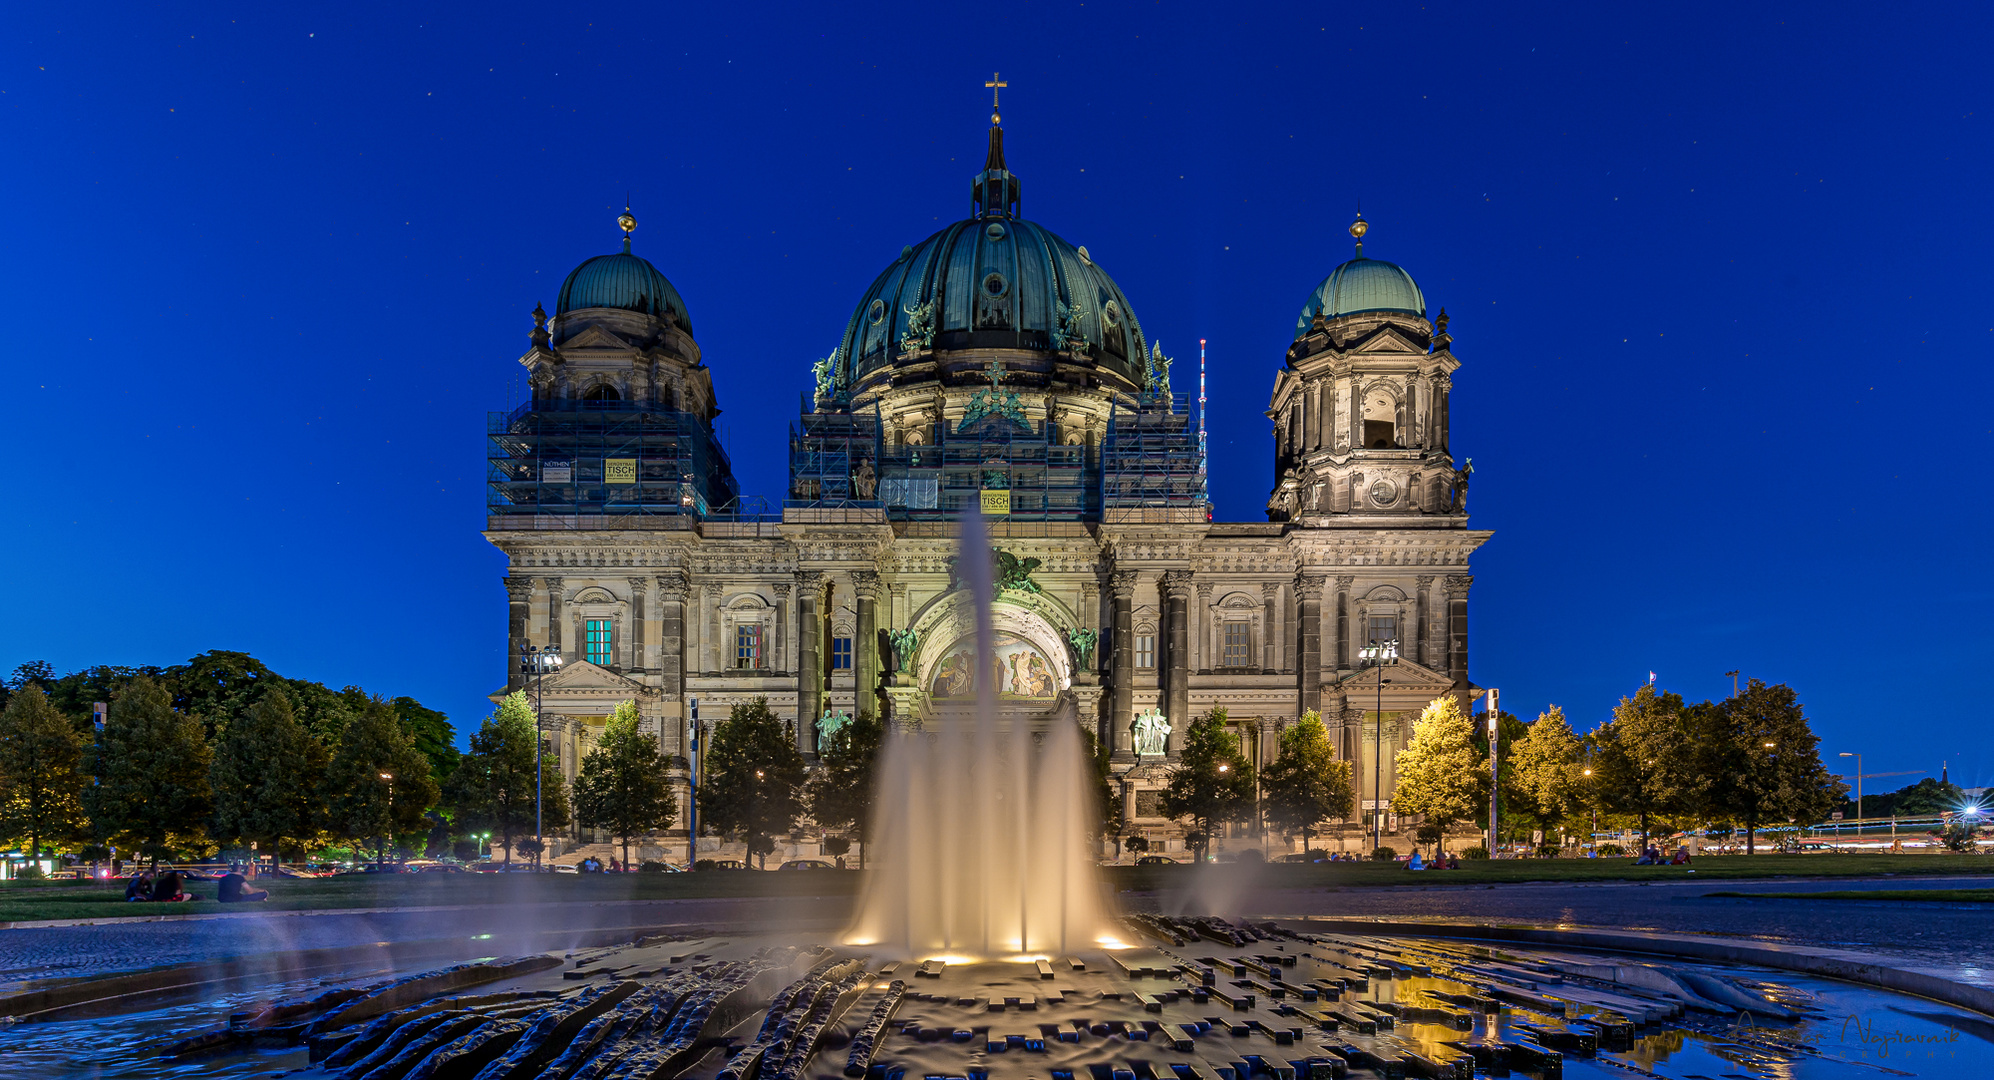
[1435,375,1452,454]
[685,577,702,677]
[1414,575,1434,668]
[796,572,823,755]
[1193,579,1212,675]
[1334,575,1353,672]
[658,571,689,702]
[889,581,908,634]
[627,577,649,674]
[853,571,880,715]
[1162,570,1193,756]
[1445,574,1473,695]
[703,584,721,674]
[1317,382,1333,450]
[773,582,792,673]
[1109,569,1138,762]
[1350,379,1364,449]
[505,577,532,690]
[1260,581,1279,674]
[1295,573,1325,716]
[545,576,565,658]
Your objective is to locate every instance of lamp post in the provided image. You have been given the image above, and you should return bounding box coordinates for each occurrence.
[686,698,700,872]
[377,772,394,868]
[521,645,564,871]
[1358,639,1399,853]
[1486,688,1500,857]
[1839,752,1862,840]
[1582,767,1597,856]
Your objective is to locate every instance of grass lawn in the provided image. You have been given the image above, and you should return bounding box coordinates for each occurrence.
[1705,888,1994,903]
[2,854,1987,924]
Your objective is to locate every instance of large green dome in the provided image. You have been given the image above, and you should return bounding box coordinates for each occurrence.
[557,250,693,337]
[834,127,1148,391]
[1294,256,1425,338]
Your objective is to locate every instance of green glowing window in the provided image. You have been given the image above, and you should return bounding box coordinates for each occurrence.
[586,619,613,667]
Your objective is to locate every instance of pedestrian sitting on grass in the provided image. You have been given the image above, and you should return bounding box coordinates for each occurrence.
[150,870,193,902]
[218,862,269,903]
[1671,846,1691,865]
[124,871,154,902]
[1407,850,1426,870]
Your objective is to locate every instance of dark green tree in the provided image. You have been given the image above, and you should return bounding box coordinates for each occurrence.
[209,685,328,862]
[323,697,438,866]
[0,684,90,864]
[1588,684,1693,851]
[806,710,884,867]
[445,691,568,866]
[574,700,677,869]
[390,695,460,787]
[89,676,212,866]
[1159,707,1256,862]
[1702,680,1844,853]
[1260,711,1354,857]
[1852,777,1965,819]
[1079,717,1123,843]
[699,698,805,869]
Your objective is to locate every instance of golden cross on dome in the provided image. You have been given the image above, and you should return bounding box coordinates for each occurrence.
[981,358,1008,391]
[985,72,1007,124]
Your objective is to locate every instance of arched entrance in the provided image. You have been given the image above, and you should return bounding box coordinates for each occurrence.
[897,590,1078,728]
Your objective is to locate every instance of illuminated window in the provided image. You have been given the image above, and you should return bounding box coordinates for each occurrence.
[585,619,612,666]
[831,636,852,670]
[1222,622,1252,669]
[734,625,761,669]
[1136,634,1156,670]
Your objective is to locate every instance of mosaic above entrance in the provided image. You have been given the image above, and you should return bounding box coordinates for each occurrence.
[928,632,1058,699]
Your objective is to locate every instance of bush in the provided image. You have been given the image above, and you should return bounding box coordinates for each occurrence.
[822,836,851,858]
[1598,843,1625,857]
[1234,848,1264,863]
[1415,822,1446,848]
[1371,846,1397,861]
[639,860,670,872]
[1461,846,1489,860]
[1535,843,1563,859]
[1934,824,1978,853]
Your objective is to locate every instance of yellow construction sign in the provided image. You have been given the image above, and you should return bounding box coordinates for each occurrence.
[980,489,1011,515]
[604,458,637,484]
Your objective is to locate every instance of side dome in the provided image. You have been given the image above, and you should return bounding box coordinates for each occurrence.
[837,218,1148,387]
[1294,256,1424,338]
[557,251,693,337]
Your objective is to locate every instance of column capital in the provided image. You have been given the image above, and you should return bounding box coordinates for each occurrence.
[627,576,651,595]
[1161,569,1195,598]
[1109,569,1139,595]
[1194,578,1214,602]
[1415,574,1436,589]
[851,570,882,602]
[1335,574,1355,589]
[542,574,565,589]
[1443,574,1473,599]
[794,569,826,593]
[656,570,690,602]
[1295,572,1328,594]
[504,576,534,600]
[1260,580,1280,600]
[772,581,793,599]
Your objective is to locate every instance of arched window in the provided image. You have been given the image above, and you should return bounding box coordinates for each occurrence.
[583,384,622,403]
[1363,388,1397,448]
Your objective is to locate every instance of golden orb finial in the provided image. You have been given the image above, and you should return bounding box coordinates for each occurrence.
[618,208,637,235]
[1349,215,1368,240]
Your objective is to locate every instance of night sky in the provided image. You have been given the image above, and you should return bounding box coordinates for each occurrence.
[5,4,1988,784]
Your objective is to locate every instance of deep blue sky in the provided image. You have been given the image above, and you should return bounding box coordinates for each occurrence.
[5,3,1988,785]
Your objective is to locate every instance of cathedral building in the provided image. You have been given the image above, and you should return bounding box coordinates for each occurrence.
[484,115,1489,858]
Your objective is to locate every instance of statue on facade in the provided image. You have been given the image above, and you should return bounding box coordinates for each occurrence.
[885,628,920,675]
[815,708,851,747]
[851,457,877,500]
[1133,708,1171,757]
[811,346,843,404]
[1065,627,1098,673]
[1448,458,1474,514]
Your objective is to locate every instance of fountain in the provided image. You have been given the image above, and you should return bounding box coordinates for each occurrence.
[843,508,1115,960]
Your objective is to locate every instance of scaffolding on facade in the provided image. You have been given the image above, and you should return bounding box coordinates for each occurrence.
[486,399,744,530]
[1102,392,1208,514]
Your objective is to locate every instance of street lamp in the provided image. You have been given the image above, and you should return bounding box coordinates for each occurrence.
[1486,689,1500,858]
[1358,639,1399,853]
[1582,767,1597,856]
[521,644,564,870]
[377,772,394,867]
[1839,752,1862,840]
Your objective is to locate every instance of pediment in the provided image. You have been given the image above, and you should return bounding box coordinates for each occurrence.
[543,659,645,693]
[558,325,634,352]
[1336,656,1455,691]
[1345,323,1428,355]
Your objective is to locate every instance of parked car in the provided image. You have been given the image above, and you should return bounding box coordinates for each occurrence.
[1276,852,1328,863]
[697,859,753,870]
[418,863,470,873]
[778,859,836,871]
[1135,855,1180,866]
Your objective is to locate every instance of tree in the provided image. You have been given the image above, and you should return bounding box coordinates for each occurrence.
[1159,707,1256,862]
[1702,680,1844,854]
[806,710,883,868]
[323,697,439,866]
[1260,712,1355,857]
[1474,709,1530,846]
[574,700,677,869]
[1508,706,1587,842]
[1588,684,1692,851]
[0,684,89,864]
[445,691,568,867]
[1079,718,1123,843]
[1391,695,1485,855]
[699,698,805,869]
[209,685,328,862]
[89,676,212,866]
[389,695,460,788]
